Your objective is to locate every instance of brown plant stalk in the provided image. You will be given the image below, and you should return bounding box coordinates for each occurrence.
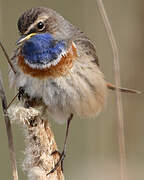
[0,70,18,180]
[8,105,64,180]
[96,1,127,180]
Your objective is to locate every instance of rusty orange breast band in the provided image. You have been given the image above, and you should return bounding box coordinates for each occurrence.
[18,43,77,78]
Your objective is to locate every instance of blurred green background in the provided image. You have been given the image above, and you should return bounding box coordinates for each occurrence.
[0,0,144,179]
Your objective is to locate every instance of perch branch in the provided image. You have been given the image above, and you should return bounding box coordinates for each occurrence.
[8,105,64,180]
[0,70,18,180]
[96,1,127,180]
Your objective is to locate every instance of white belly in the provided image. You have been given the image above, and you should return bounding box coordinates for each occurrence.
[9,56,107,123]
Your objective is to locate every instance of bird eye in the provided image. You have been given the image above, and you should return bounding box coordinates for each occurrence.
[37,21,45,30]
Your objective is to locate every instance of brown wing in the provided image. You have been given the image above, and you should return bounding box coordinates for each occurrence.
[72,30,99,66]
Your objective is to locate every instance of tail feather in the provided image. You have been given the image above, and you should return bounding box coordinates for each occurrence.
[107,83,142,94]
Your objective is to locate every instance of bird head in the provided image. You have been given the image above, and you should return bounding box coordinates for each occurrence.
[16,7,78,76]
[17,7,77,45]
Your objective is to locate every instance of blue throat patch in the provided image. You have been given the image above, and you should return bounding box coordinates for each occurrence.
[21,33,67,66]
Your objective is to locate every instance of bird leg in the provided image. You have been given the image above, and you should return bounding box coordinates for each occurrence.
[47,113,73,175]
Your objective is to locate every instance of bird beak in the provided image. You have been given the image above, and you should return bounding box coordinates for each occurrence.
[16,33,37,46]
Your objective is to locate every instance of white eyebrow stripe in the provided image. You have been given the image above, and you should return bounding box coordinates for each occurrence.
[24,16,48,35]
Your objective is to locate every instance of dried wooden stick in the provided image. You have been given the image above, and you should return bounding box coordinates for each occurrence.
[0,41,16,74]
[0,71,18,180]
[8,105,64,180]
[96,1,127,180]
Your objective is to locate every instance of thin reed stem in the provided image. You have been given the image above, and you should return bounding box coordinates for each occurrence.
[0,71,18,180]
[0,41,16,74]
[96,1,127,180]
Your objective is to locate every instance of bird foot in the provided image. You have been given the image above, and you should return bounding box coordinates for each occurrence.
[47,150,66,175]
[18,87,43,108]
[18,87,26,100]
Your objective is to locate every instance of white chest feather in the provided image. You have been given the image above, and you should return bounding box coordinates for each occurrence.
[9,53,107,123]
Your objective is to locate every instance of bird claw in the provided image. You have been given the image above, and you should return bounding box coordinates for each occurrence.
[51,150,62,156]
[18,87,25,100]
[18,87,43,108]
[47,114,73,175]
[18,87,31,108]
[47,150,66,175]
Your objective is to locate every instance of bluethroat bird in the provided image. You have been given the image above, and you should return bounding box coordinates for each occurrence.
[8,7,138,174]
